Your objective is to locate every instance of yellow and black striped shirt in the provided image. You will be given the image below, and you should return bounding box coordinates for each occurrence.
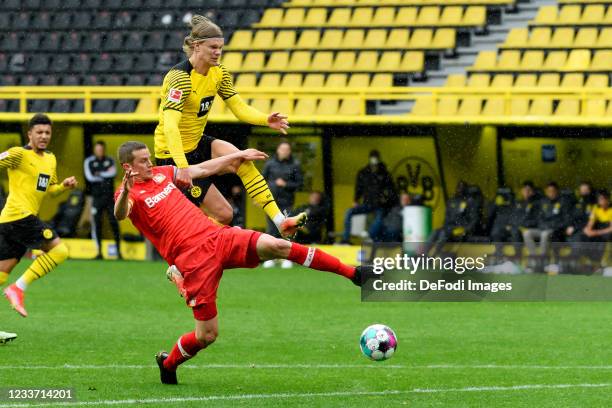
[0,146,66,223]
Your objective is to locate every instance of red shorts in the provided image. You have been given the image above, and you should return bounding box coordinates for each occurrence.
[174,227,261,311]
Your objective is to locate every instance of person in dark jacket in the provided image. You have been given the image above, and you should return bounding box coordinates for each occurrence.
[262,141,303,239]
[341,150,397,243]
[293,191,328,244]
[513,180,541,234]
[566,181,597,242]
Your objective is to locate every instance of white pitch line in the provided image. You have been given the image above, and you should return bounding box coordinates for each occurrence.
[1,363,612,370]
[0,383,610,408]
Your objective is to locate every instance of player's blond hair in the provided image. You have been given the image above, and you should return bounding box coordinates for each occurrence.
[183,15,224,57]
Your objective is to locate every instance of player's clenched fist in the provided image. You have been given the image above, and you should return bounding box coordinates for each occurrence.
[62,176,78,189]
[175,167,193,189]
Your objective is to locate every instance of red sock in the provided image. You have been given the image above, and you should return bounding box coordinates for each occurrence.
[163,331,205,371]
[288,243,355,279]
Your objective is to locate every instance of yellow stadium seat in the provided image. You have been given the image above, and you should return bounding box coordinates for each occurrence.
[316,98,340,115]
[411,97,434,116]
[252,30,275,49]
[294,98,317,115]
[581,5,604,24]
[288,51,312,71]
[349,8,373,26]
[341,29,365,49]
[438,97,459,115]
[472,51,497,70]
[371,73,393,87]
[555,99,580,116]
[235,73,256,88]
[304,8,327,27]
[574,28,598,48]
[272,30,297,50]
[409,29,433,48]
[606,100,612,116]
[328,8,352,26]
[584,74,608,87]
[291,0,312,4]
[431,28,455,49]
[529,98,553,115]
[338,98,362,115]
[482,98,505,116]
[498,51,521,70]
[417,6,440,25]
[265,52,290,71]
[510,99,529,116]
[386,29,410,48]
[550,28,574,48]
[543,51,567,70]
[311,51,334,70]
[504,28,528,47]
[347,73,370,87]
[534,6,557,24]
[372,7,395,26]
[296,31,320,49]
[538,73,560,87]
[320,30,344,48]
[440,6,463,25]
[355,51,379,69]
[560,73,583,87]
[596,28,612,48]
[271,98,293,114]
[395,7,418,25]
[332,51,356,71]
[520,51,544,70]
[221,52,243,71]
[529,27,552,47]
[515,74,537,87]
[280,73,303,87]
[445,74,466,87]
[250,98,271,112]
[458,97,483,115]
[467,73,490,87]
[303,73,325,87]
[583,99,606,117]
[606,7,612,23]
[281,8,305,26]
[490,74,513,87]
[378,51,402,70]
[463,6,486,26]
[400,51,424,72]
[591,51,612,70]
[229,30,252,49]
[256,9,284,27]
[558,5,581,24]
[564,49,591,71]
[259,73,281,87]
[363,29,387,49]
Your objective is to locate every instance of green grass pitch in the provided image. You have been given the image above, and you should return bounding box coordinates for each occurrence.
[1,259,611,407]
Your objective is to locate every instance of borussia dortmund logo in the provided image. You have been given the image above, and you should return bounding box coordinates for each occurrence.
[42,229,53,240]
[190,186,202,198]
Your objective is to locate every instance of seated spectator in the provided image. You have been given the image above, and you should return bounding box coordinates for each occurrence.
[293,191,328,244]
[513,181,541,236]
[371,192,412,243]
[566,181,597,242]
[583,190,612,242]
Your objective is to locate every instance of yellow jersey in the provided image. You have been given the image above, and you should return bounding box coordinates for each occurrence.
[590,205,611,227]
[0,146,66,223]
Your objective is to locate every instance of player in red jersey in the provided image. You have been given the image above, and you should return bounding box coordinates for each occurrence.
[114,141,364,385]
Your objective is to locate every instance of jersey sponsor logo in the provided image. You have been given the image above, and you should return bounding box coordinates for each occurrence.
[167,88,183,103]
[144,182,177,208]
[0,151,8,160]
[197,96,215,117]
[190,186,202,198]
[153,173,166,184]
[36,174,51,192]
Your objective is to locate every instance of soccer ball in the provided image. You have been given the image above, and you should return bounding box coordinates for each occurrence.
[359,324,397,361]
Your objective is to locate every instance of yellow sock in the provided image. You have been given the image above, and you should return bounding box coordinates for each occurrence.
[0,271,9,285]
[18,243,69,289]
[237,161,284,228]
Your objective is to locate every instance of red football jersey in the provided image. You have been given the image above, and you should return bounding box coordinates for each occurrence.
[114,166,218,264]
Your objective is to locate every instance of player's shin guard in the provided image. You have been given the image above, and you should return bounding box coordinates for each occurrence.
[287,243,356,280]
[0,272,9,286]
[16,243,69,290]
[163,331,205,371]
[237,161,284,229]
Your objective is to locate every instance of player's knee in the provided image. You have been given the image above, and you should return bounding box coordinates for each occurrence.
[196,330,217,346]
[217,206,233,225]
[271,237,291,257]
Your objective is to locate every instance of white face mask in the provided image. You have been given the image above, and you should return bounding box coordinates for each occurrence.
[369,156,379,166]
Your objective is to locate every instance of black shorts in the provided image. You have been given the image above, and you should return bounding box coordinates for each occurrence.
[0,215,58,260]
[156,135,217,206]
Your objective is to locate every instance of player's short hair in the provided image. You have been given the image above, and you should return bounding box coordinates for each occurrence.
[95,140,106,147]
[597,189,610,200]
[118,141,147,164]
[183,14,223,57]
[28,113,52,129]
[522,180,535,189]
[546,181,559,190]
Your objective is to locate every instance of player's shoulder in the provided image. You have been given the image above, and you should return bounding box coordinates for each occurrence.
[165,60,193,84]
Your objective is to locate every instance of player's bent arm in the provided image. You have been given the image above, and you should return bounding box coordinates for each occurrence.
[225,95,269,126]
[163,109,189,168]
[114,189,132,221]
